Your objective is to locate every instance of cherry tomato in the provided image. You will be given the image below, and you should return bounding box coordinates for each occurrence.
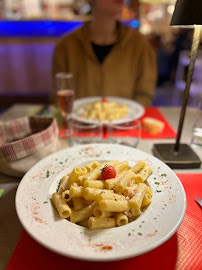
[101,165,116,180]
[102,97,108,102]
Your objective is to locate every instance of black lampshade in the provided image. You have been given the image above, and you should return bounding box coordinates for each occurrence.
[171,0,202,26]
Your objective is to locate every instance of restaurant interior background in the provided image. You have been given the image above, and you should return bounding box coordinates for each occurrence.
[0,0,201,112]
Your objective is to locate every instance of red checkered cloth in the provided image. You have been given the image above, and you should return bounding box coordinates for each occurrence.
[0,117,30,145]
[0,117,58,162]
[0,117,59,177]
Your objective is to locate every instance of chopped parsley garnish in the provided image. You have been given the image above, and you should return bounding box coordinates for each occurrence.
[128,233,131,236]
[46,171,50,178]
[0,189,4,197]
[56,181,61,192]
[138,168,143,173]
[44,201,48,204]
[161,173,167,177]
[114,198,117,201]
[138,232,142,236]
[156,190,162,193]
[155,182,160,185]
[101,164,107,175]
[107,151,111,154]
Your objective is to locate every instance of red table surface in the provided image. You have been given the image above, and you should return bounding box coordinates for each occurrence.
[7,174,202,270]
[59,107,177,139]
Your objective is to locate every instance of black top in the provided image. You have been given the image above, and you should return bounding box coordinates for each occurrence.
[91,42,115,64]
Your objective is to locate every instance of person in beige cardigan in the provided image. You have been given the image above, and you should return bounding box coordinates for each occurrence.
[52,0,157,107]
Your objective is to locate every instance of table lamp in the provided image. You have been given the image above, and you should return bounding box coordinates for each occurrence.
[153,0,201,169]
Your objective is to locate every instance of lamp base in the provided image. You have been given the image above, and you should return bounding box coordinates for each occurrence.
[153,143,201,169]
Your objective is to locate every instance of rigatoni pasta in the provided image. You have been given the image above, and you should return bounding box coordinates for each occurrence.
[52,192,71,218]
[51,160,153,229]
[88,216,116,229]
[81,100,129,121]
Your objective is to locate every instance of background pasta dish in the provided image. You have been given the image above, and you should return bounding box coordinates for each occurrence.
[80,99,129,121]
[71,96,145,125]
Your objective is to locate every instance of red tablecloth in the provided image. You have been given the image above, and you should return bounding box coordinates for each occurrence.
[6,174,202,270]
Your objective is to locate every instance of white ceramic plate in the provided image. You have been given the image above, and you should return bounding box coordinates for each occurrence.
[71,96,145,124]
[16,144,186,262]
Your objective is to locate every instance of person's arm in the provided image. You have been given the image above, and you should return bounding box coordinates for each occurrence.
[134,41,157,107]
[51,40,68,103]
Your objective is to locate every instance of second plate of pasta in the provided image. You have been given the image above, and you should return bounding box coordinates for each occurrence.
[16,144,186,261]
[71,96,145,124]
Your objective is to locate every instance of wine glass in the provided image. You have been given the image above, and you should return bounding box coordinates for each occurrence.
[55,72,75,137]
